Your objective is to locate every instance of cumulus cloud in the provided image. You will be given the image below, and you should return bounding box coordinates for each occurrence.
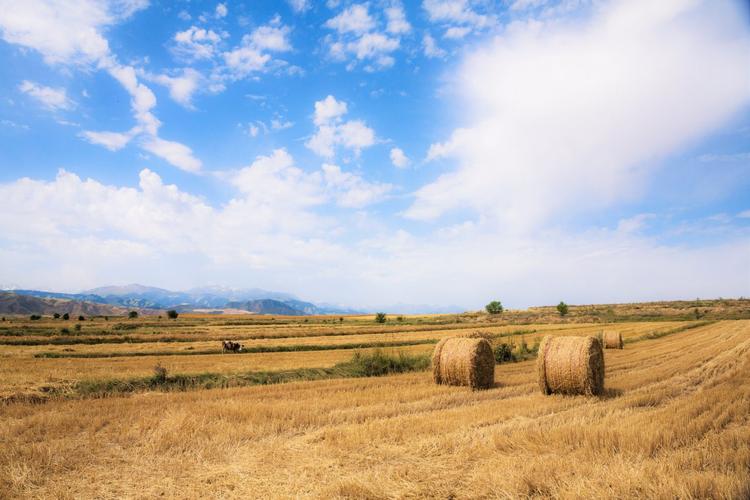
[323,3,404,70]
[422,0,494,38]
[215,3,227,18]
[322,163,392,207]
[422,33,446,58]
[142,68,203,107]
[408,0,750,228]
[79,129,135,151]
[390,147,409,168]
[173,26,223,60]
[325,4,376,34]
[221,20,293,80]
[287,0,310,14]
[18,80,74,110]
[306,95,376,158]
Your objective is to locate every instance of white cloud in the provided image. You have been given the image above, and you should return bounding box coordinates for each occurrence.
[215,3,227,18]
[0,0,147,65]
[1,0,203,173]
[323,3,402,70]
[271,117,294,130]
[141,136,202,173]
[443,26,470,39]
[422,33,445,58]
[325,4,375,34]
[18,80,74,110]
[313,95,348,125]
[220,21,293,80]
[385,4,411,34]
[390,147,409,168]
[408,0,750,227]
[173,26,222,60]
[248,25,292,52]
[422,0,493,31]
[287,0,310,13]
[143,68,203,107]
[738,210,750,219]
[307,96,376,158]
[79,129,135,151]
[322,163,392,207]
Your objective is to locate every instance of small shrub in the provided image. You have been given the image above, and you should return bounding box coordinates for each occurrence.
[396,315,404,322]
[128,311,138,319]
[557,301,569,317]
[485,300,504,315]
[30,314,41,321]
[494,343,514,363]
[78,315,85,321]
[167,310,179,319]
[152,364,168,383]
[53,313,60,319]
[62,313,70,320]
[339,317,344,323]
[60,327,70,335]
[74,324,82,332]
[343,350,430,377]
[375,312,387,323]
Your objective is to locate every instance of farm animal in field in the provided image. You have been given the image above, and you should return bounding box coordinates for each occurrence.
[222,340,243,353]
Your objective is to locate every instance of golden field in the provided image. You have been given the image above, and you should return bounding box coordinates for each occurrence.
[0,311,748,498]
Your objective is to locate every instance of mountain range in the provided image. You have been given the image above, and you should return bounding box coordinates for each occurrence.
[1,285,363,316]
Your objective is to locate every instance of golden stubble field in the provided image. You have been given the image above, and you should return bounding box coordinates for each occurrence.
[0,315,748,498]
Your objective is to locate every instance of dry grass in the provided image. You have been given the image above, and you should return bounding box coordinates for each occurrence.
[0,319,748,498]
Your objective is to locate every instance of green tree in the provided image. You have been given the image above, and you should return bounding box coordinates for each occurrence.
[375,312,387,323]
[53,312,60,319]
[62,313,69,320]
[485,301,504,315]
[128,311,138,319]
[78,315,85,321]
[167,309,179,319]
[557,301,569,317]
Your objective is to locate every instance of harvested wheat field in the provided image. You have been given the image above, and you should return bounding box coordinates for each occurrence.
[1,317,749,498]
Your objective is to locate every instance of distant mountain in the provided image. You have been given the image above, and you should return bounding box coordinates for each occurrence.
[8,284,362,315]
[226,299,307,315]
[0,292,127,316]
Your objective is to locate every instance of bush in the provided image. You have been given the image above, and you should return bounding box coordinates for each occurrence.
[375,312,387,323]
[78,315,85,321]
[60,328,70,335]
[53,313,60,319]
[30,314,41,320]
[485,300,504,315]
[128,311,138,319]
[62,313,69,320]
[493,343,514,363]
[397,315,404,322]
[167,310,179,319]
[557,301,569,317]
[152,364,168,383]
[342,350,430,377]
[339,317,344,323]
[74,324,82,332]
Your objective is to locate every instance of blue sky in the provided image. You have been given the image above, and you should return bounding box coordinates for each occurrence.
[0,0,749,310]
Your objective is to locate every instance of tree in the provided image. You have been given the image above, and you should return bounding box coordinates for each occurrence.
[485,301,504,315]
[78,315,85,321]
[30,314,41,320]
[167,309,179,319]
[375,312,387,323]
[53,313,60,319]
[62,313,70,320]
[128,311,138,319]
[557,301,569,317]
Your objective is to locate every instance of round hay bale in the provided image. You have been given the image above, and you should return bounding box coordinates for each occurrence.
[537,335,604,396]
[432,337,494,390]
[603,331,623,349]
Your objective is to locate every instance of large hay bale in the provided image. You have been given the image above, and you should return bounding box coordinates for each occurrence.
[432,337,494,390]
[603,331,623,349]
[537,335,604,396]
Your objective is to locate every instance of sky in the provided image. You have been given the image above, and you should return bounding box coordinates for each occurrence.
[0,0,749,310]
